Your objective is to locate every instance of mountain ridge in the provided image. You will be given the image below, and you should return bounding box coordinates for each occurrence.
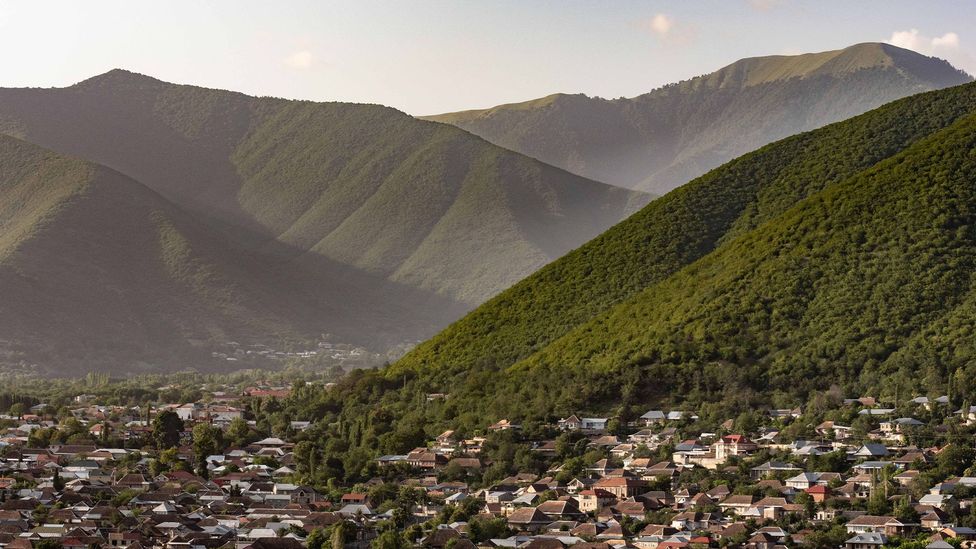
[424,43,972,195]
[0,71,647,308]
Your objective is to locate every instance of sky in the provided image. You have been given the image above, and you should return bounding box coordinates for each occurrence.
[0,0,973,115]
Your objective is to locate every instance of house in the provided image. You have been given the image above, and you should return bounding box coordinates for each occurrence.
[785,472,823,490]
[340,493,368,504]
[576,489,615,512]
[767,408,801,419]
[558,415,583,431]
[852,444,890,459]
[955,406,976,422]
[580,418,609,432]
[894,470,920,486]
[911,395,949,410]
[880,417,924,433]
[670,511,719,531]
[489,419,521,431]
[405,449,448,470]
[537,499,585,520]
[588,459,613,476]
[805,485,830,503]
[753,497,790,520]
[637,411,666,426]
[594,477,648,499]
[254,437,286,448]
[919,493,953,510]
[713,435,757,462]
[719,495,756,516]
[845,515,911,536]
[815,421,853,440]
[858,408,896,417]
[750,460,801,480]
[506,507,550,532]
[921,509,950,530]
[666,411,698,422]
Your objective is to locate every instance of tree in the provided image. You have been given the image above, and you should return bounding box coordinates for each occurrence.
[468,515,511,542]
[894,497,920,524]
[192,423,222,479]
[306,528,328,549]
[8,403,24,419]
[371,530,407,549]
[331,520,355,549]
[795,490,816,518]
[151,410,184,451]
[227,416,251,447]
[937,443,975,477]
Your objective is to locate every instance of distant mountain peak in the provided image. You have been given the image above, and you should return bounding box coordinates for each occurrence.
[72,68,168,91]
[426,42,972,195]
[686,42,964,91]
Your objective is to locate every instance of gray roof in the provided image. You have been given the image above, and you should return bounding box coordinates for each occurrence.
[855,444,890,457]
[751,460,798,471]
[845,533,887,545]
[859,408,896,416]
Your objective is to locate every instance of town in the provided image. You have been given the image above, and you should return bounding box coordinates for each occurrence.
[0,379,974,549]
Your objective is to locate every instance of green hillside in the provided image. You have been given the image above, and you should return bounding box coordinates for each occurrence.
[301,81,976,454]
[425,43,972,195]
[0,72,645,306]
[0,135,464,373]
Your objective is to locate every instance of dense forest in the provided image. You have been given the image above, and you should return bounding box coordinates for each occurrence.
[257,82,976,483]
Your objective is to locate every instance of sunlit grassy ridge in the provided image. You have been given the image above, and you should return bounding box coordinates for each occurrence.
[426,43,972,196]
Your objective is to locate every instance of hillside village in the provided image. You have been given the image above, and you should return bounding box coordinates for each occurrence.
[1,383,976,549]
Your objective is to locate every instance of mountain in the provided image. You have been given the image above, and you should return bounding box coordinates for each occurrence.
[0,70,646,308]
[314,80,976,444]
[0,134,477,373]
[425,43,972,195]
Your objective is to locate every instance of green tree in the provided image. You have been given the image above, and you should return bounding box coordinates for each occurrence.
[8,403,24,419]
[894,497,920,524]
[192,423,222,478]
[468,515,511,542]
[331,520,355,549]
[371,530,407,549]
[306,528,328,549]
[937,444,975,477]
[227,416,251,447]
[151,410,184,451]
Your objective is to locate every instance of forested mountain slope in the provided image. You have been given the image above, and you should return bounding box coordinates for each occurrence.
[305,82,976,452]
[426,43,971,195]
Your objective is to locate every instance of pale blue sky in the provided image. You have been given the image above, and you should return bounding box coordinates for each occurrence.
[1,0,973,114]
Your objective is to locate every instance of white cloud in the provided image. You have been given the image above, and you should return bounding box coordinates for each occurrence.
[888,28,959,55]
[932,32,960,49]
[648,14,673,36]
[283,50,314,70]
[887,28,974,75]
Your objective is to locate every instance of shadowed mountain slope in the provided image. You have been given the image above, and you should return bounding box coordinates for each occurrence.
[0,71,646,306]
[0,135,467,373]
